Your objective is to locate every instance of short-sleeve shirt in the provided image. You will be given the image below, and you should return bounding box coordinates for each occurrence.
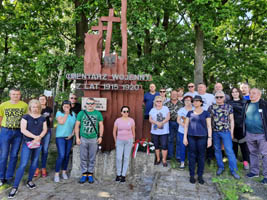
[22,114,46,142]
[245,102,264,134]
[184,91,198,98]
[186,110,210,136]
[55,111,76,138]
[77,110,103,139]
[0,101,28,128]
[178,107,194,133]
[149,106,170,135]
[197,93,215,111]
[165,100,184,121]
[144,92,160,116]
[41,106,53,128]
[208,103,233,132]
[114,117,135,141]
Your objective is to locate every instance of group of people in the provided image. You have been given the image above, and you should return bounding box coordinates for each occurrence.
[0,81,266,198]
[144,82,267,185]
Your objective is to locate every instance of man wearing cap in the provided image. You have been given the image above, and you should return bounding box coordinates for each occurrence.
[243,88,267,184]
[208,91,240,179]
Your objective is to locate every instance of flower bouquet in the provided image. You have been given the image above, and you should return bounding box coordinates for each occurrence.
[132,138,155,158]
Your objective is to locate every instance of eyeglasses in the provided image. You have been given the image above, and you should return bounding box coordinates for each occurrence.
[160,91,166,93]
[70,97,77,100]
[215,96,224,99]
[188,86,194,88]
[86,102,95,105]
[122,110,129,113]
[156,101,162,103]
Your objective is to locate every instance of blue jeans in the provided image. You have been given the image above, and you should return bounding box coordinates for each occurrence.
[179,132,187,162]
[213,131,238,173]
[38,129,51,168]
[0,128,22,180]
[116,139,133,176]
[188,135,207,177]
[168,121,179,159]
[13,142,42,188]
[55,137,73,172]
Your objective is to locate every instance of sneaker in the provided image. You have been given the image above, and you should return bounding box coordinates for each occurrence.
[34,168,40,177]
[8,188,18,199]
[179,162,185,169]
[79,175,87,184]
[260,178,267,185]
[41,168,47,177]
[62,173,68,180]
[247,172,259,178]
[243,161,249,170]
[88,175,94,184]
[216,168,224,176]
[54,175,60,183]
[198,176,205,184]
[115,176,121,182]
[0,179,6,186]
[190,176,196,184]
[232,172,240,180]
[120,176,126,183]
[26,181,36,189]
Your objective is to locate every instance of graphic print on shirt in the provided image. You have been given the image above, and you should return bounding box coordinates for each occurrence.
[4,108,25,128]
[153,112,165,130]
[82,115,97,135]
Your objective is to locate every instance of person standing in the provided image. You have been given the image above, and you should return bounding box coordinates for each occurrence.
[240,83,250,100]
[113,106,135,183]
[209,91,240,179]
[184,83,198,98]
[144,83,160,119]
[244,88,267,184]
[214,83,230,102]
[228,87,250,170]
[8,99,47,198]
[34,95,53,178]
[54,100,76,183]
[0,88,28,186]
[177,87,184,102]
[177,95,193,169]
[159,88,169,104]
[165,90,183,161]
[75,98,104,184]
[183,95,212,184]
[69,93,81,115]
[149,96,170,167]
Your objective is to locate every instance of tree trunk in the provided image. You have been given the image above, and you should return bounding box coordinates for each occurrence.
[194,24,204,85]
[56,68,63,96]
[74,0,89,57]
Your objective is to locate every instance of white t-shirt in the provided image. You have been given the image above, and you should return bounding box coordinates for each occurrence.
[149,106,170,135]
[184,91,198,98]
[197,93,215,111]
[177,107,194,133]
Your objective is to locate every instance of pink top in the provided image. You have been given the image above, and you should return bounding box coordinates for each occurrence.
[114,117,135,141]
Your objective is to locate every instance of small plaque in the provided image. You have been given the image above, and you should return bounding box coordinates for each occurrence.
[82,97,107,111]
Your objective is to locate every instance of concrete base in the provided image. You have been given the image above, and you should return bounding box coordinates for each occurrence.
[70,145,156,180]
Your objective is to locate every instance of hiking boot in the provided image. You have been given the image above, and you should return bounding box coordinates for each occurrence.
[260,178,267,185]
[41,168,47,177]
[120,176,126,183]
[26,181,36,189]
[216,168,224,176]
[34,168,40,177]
[198,176,205,184]
[243,161,249,170]
[115,176,121,182]
[8,188,18,199]
[232,172,240,180]
[247,172,259,178]
[190,176,196,184]
[79,175,87,184]
[88,175,94,184]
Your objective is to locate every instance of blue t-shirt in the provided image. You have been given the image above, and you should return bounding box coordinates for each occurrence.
[245,102,264,134]
[55,111,76,137]
[243,95,250,100]
[144,92,160,116]
[177,107,194,133]
[186,110,210,136]
[22,114,46,142]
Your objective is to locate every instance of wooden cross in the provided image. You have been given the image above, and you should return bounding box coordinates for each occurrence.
[91,19,107,62]
[101,9,120,55]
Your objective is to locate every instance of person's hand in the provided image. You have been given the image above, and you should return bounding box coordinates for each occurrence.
[76,138,81,145]
[33,135,41,143]
[231,133,234,139]
[66,134,73,140]
[97,137,102,144]
[64,107,70,114]
[183,137,188,146]
[207,138,212,148]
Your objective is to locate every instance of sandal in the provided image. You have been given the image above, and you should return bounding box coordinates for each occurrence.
[163,162,168,167]
[154,160,161,165]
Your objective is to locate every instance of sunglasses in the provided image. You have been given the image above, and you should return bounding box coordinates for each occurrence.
[188,86,194,88]
[70,97,77,100]
[122,110,129,113]
[215,96,224,99]
[160,91,166,93]
[86,102,95,105]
